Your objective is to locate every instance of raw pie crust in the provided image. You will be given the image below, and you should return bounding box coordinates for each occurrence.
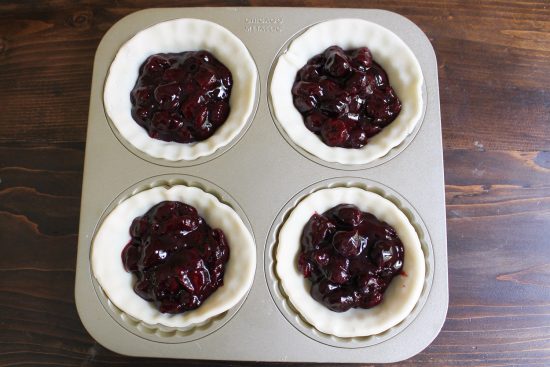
[276,187,425,337]
[270,18,424,165]
[104,18,258,161]
[92,185,256,328]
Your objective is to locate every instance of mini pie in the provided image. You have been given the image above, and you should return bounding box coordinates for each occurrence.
[92,185,256,328]
[270,18,423,165]
[276,187,425,337]
[104,18,258,161]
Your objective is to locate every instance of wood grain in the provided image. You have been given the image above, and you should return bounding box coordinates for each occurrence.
[1,1,549,366]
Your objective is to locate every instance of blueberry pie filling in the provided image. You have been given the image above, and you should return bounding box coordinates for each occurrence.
[130,51,232,143]
[121,201,230,314]
[292,46,402,148]
[298,204,404,312]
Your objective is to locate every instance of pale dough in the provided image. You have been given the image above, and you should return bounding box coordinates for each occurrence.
[270,18,424,165]
[104,18,258,161]
[92,185,256,328]
[276,187,425,337]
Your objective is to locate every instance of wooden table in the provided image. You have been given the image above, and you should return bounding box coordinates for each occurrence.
[1,1,548,366]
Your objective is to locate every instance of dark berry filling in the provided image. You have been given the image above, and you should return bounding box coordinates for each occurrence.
[292,46,402,148]
[130,51,232,143]
[298,204,404,312]
[121,201,230,314]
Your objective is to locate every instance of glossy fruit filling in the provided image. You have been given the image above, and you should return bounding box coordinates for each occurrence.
[130,51,232,143]
[298,204,404,312]
[292,46,402,148]
[121,201,230,314]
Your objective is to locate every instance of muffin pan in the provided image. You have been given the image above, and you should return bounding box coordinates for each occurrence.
[75,7,447,363]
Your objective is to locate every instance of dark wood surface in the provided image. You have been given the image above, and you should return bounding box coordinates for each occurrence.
[1,1,549,366]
